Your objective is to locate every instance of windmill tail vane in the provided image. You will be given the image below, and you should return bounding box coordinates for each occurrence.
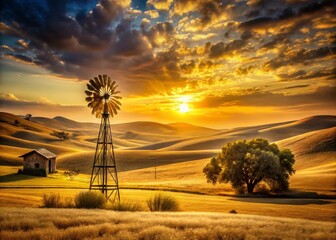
[85,74,121,203]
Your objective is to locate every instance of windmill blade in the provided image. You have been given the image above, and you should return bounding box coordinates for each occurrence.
[85,97,93,102]
[85,90,93,96]
[98,75,105,87]
[110,80,116,89]
[112,95,122,100]
[111,104,118,115]
[87,102,94,108]
[94,77,102,90]
[110,98,121,106]
[109,102,120,110]
[108,104,114,117]
[89,79,100,92]
[110,83,118,92]
[112,90,121,95]
[107,75,112,84]
[87,84,95,91]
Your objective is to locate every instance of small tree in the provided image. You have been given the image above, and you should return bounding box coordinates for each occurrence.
[24,114,32,121]
[51,131,70,141]
[14,120,20,126]
[203,138,295,194]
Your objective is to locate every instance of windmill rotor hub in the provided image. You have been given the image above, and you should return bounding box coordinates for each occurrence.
[103,93,110,100]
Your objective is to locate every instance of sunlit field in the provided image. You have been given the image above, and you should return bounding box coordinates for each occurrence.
[1,208,335,240]
[1,112,336,239]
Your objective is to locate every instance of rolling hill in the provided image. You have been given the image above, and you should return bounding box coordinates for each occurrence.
[0,111,335,195]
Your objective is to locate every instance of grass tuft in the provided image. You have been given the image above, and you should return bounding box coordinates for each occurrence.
[42,193,63,208]
[110,201,143,212]
[74,191,106,209]
[146,193,179,211]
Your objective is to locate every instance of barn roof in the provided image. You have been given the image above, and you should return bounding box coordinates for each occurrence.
[19,148,57,159]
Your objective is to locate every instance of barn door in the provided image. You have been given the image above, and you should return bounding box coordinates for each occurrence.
[49,160,51,173]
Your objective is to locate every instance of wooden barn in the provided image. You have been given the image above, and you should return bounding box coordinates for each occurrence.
[20,148,57,174]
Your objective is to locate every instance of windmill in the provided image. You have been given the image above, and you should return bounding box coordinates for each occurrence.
[85,74,121,202]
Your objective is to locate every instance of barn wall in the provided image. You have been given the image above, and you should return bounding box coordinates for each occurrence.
[23,152,47,170]
[48,158,56,173]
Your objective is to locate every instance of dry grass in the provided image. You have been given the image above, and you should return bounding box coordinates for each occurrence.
[1,188,335,222]
[0,207,335,240]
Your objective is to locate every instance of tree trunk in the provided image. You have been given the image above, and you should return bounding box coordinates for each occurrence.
[247,184,255,194]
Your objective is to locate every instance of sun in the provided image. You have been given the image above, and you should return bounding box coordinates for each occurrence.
[179,103,189,113]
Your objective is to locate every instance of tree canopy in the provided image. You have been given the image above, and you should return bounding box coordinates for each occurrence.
[51,131,70,141]
[203,138,295,194]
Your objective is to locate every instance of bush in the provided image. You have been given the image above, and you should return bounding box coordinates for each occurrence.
[74,191,106,209]
[63,196,75,208]
[110,201,143,212]
[23,168,47,177]
[42,193,63,208]
[229,209,238,214]
[17,169,23,174]
[254,183,270,194]
[147,193,179,211]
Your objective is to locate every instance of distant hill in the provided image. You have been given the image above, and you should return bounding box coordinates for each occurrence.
[1,111,335,195]
[259,115,336,141]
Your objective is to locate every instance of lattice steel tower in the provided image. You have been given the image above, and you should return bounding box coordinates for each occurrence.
[85,75,122,202]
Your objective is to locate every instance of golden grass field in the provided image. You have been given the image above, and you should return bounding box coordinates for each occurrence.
[1,207,335,240]
[0,112,336,238]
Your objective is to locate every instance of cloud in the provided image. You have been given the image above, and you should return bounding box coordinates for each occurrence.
[2,93,20,101]
[147,0,173,10]
[0,0,335,105]
[208,39,246,58]
[240,0,335,33]
[179,60,195,74]
[143,21,175,47]
[7,54,33,63]
[195,86,336,108]
[144,10,159,18]
[277,67,336,81]
[263,46,336,71]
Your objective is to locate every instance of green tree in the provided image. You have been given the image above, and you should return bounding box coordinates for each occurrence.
[203,138,295,194]
[24,114,32,121]
[51,131,70,141]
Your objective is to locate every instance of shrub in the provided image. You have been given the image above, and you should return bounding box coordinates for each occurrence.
[51,130,70,140]
[23,168,47,177]
[147,193,179,211]
[17,169,23,174]
[255,183,270,194]
[63,196,75,208]
[229,209,238,214]
[42,193,63,208]
[74,191,106,209]
[110,201,143,212]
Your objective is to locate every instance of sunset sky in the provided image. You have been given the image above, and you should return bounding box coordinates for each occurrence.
[0,0,335,128]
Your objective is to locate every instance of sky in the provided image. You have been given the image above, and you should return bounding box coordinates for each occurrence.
[0,0,335,128]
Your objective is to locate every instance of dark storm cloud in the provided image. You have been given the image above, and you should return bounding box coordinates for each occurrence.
[180,60,195,74]
[281,84,310,90]
[278,67,336,81]
[143,21,175,47]
[0,0,192,94]
[236,65,255,75]
[239,0,335,31]
[8,54,33,63]
[0,0,335,98]
[264,46,336,71]
[208,39,246,58]
[196,86,336,108]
